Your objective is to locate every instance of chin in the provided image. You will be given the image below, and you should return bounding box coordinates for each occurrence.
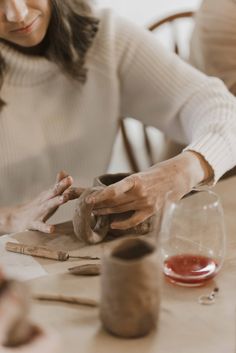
[17,35,46,48]
[7,27,48,49]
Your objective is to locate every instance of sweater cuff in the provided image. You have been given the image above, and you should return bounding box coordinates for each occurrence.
[183,132,234,184]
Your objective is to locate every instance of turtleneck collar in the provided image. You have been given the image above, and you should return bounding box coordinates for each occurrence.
[0,41,60,86]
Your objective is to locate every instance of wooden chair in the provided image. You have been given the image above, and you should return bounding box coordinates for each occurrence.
[119,11,195,173]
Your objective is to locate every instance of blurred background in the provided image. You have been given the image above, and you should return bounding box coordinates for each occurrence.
[97,0,201,25]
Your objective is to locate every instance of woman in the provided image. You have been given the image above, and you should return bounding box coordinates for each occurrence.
[0,0,236,235]
[190,0,236,95]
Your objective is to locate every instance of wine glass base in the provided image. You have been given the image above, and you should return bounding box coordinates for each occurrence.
[165,276,210,287]
[167,278,206,287]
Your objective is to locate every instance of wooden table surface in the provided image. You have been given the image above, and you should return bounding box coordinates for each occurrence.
[8,176,236,353]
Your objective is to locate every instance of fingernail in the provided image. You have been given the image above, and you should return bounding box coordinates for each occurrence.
[67,176,73,183]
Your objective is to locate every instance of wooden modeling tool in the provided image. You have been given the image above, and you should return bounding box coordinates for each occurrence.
[33,293,98,307]
[5,242,100,262]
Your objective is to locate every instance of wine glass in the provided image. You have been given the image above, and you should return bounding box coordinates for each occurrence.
[159,189,226,287]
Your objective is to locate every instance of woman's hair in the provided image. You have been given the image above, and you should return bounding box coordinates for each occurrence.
[0,0,99,110]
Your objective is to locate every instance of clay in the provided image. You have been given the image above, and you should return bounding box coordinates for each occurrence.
[68,263,101,276]
[94,173,154,237]
[73,173,154,244]
[33,294,98,307]
[0,279,34,347]
[100,237,161,338]
[73,186,110,244]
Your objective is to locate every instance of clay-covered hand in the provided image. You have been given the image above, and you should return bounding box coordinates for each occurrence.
[4,171,84,234]
[87,151,213,230]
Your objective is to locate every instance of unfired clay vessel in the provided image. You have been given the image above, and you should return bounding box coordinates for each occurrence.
[100,237,161,338]
[0,278,33,347]
[73,173,154,244]
[0,276,59,353]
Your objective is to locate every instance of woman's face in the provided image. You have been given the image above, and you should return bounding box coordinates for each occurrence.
[0,0,51,47]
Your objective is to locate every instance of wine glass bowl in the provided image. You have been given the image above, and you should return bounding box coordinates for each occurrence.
[160,190,226,287]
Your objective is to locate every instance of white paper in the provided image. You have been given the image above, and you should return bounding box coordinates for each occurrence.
[0,235,47,281]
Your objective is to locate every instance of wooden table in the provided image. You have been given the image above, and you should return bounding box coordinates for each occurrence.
[6,176,236,353]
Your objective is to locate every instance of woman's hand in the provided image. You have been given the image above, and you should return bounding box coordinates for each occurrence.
[87,151,213,230]
[2,171,84,234]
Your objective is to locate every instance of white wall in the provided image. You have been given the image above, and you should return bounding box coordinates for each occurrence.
[97,0,201,25]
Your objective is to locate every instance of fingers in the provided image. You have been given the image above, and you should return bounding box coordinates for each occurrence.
[18,173,86,235]
[51,172,86,201]
[33,191,71,232]
[86,176,135,207]
[46,195,66,209]
[110,209,152,230]
[41,195,67,222]
[56,170,69,183]
[63,187,85,201]
[93,200,147,215]
[29,221,55,234]
[46,175,73,200]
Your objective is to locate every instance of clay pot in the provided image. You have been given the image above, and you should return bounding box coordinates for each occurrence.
[73,186,110,244]
[0,326,59,353]
[0,277,59,353]
[100,237,161,338]
[0,279,32,347]
[73,173,154,244]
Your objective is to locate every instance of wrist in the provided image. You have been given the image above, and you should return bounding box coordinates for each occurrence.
[180,151,214,187]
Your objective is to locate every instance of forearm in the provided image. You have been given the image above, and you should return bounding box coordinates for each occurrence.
[149,150,213,196]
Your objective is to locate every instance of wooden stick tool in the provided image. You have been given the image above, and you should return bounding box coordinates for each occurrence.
[5,242,100,262]
[33,294,98,307]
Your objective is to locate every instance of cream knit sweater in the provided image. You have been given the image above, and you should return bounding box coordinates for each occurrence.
[0,8,236,211]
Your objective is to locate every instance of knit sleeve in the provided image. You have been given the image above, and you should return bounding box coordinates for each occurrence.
[113,14,236,182]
